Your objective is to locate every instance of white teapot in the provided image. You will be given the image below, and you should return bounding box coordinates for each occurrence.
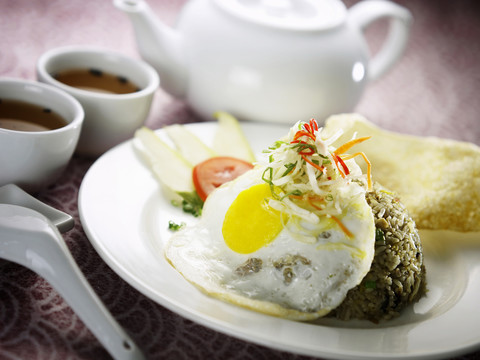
[114,0,412,124]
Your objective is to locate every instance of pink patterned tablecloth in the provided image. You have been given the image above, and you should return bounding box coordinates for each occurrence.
[1,0,480,359]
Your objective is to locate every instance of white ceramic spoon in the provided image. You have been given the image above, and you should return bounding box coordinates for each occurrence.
[0,183,75,233]
[0,185,145,360]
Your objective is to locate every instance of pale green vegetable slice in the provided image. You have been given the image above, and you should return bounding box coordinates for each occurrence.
[212,111,256,162]
[134,127,194,196]
[164,124,217,165]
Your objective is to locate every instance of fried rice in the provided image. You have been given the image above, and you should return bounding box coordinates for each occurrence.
[329,183,427,322]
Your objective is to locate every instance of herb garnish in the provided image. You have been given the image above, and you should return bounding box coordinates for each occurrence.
[282,162,297,177]
[173,191,204,217]
[168,220,186,231]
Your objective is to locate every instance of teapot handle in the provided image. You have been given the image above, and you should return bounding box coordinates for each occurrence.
[348,0,413,81]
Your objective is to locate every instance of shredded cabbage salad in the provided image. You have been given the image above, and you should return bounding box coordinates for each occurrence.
[259,119,372,227]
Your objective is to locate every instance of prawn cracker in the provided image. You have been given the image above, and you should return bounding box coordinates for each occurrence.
[323,114,480,232]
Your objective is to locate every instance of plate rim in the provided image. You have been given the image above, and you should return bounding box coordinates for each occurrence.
[78,121,480,360]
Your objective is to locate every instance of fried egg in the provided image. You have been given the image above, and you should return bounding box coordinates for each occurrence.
[164,166,376,320]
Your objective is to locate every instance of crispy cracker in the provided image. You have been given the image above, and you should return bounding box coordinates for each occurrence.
[323,114,480,232]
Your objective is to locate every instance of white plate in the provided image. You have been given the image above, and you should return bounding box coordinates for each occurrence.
[79,122,480,360]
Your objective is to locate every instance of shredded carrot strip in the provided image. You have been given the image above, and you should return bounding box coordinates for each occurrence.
[288,193,325,210]
[293,130,316,142]
[331,215,354,238]
[307,194,325,202]
[294,119,319,143]
[301,154,325,172]
[341,152,372,190]
[308,197,324,211]
[334,136,371,155]
[288,194,304,200]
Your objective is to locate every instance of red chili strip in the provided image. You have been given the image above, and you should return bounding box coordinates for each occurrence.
[332,155,345,178]
[335,154,350,175]
[299,148,315,156]
[290,140,315,155]
[304,122,312,134]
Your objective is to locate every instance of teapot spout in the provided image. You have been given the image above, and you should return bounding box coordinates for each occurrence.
[114,0,187,98]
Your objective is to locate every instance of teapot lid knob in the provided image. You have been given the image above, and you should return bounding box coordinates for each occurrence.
[213,0,346,31]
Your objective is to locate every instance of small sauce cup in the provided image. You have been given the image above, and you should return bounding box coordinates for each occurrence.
[0,78,84,193]
[37,46,160,157]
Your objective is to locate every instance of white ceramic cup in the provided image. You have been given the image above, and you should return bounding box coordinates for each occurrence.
[0,78,84,193]
[37,46,160,156]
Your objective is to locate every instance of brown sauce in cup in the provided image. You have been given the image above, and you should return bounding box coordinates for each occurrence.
[53,68,141,94]
[0,99,67,132]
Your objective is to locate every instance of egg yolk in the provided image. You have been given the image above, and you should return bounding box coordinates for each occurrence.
[222,183,284,254]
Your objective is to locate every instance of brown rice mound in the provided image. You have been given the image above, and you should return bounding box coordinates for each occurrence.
[329,183,427,322]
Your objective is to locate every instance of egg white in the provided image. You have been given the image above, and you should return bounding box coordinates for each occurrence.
[164,167,375,320]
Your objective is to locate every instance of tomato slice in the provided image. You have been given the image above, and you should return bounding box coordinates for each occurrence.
[193,156,254,201]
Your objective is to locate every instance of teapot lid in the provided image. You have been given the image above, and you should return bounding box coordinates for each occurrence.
[213,0,346,31]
